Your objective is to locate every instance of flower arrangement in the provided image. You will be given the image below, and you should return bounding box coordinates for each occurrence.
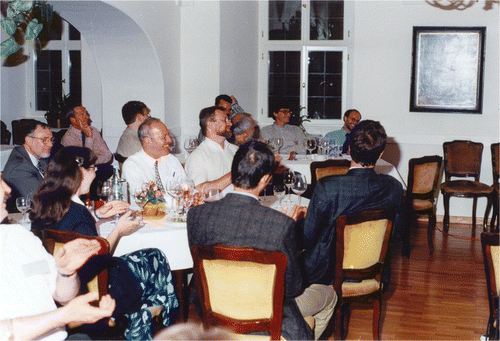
[135,181,165,205]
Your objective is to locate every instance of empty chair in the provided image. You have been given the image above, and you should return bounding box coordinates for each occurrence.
[333,210,395,340]
[481,232,499,340]
[310,159,351,188]
[191,244,287,340]
[491,143,499,232]
[405,155,443,255]
[440,140,493,232]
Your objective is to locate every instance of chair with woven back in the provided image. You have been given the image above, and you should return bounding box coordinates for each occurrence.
[491,143,499,232]
[310,159,351,189]
[481,232,500,340]
[190,244,287,341]
[333,210,395,340]
[441,140,494,233]
[405,155,443,255]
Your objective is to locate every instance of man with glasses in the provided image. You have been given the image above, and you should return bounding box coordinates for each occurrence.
[260,100,307,154]
[116,101,151,160]
[186,106,238,194]
[3,120,54,211]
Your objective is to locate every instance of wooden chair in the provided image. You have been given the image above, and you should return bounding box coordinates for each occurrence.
[440,140,494,232]
[310,159,351,189]
[405,155,443,255]
[481,232,499,340]
[490,143,499,232]
[190,244,287,341]
[333,210,395,340]
[37,229,112,328]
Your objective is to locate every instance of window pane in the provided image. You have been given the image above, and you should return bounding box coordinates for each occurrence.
[307,50,342,119]
[268,51,301,117]
[310,0,344,41]
[35,50,62,111]
[69,23,81,40]
[69,51,82,104]
[269,0,301,40]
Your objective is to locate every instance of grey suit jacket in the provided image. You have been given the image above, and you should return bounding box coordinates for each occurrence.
[3,146,48,211]
[187,192,313,340]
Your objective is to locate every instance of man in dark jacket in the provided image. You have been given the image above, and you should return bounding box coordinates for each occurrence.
[3,120,53,211]
[187,141,336,340]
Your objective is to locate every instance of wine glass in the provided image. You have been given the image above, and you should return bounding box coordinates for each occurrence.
[180,179,195,215]
[134,183,149,213]
[283,170,295,204]
[273,183,286,208]
[184,137,198,154]
[167,180,183,217]
[16,197,32,223]
[275,137,284,154]
[98,180,111,203]
[304,138,316,158]
[169,137,177,153]
[292,174,307,206]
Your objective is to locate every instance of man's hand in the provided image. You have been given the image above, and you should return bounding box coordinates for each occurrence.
[96,201,130,219]
[63,293,115,325]
[55,239,102,276]
[282,205,307,222]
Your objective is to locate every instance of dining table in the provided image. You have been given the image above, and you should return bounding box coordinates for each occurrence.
[280,154,406,188]
[98,193,308,322]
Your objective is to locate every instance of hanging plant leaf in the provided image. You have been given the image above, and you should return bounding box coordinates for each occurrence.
[11,0,34,13]
[1,18,17,36]
[6,6,23,24]
[26,18,43,41]
[1,37,21,58]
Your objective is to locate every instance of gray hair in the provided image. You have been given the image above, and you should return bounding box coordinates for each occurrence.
[232,113,254,136]
[138,117,161,144]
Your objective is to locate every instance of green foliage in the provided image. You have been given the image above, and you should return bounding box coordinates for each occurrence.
[1,0,52,58]
[290,105,310,133]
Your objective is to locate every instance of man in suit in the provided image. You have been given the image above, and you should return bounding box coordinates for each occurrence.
[187,141,336,340]
[3,120,53,211]
[302,120,403,285]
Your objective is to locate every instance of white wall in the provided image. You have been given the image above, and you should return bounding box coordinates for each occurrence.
[352,0,499,218]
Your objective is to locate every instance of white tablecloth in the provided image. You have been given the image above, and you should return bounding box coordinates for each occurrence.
[1,145,14,171]
[280,154,406,188]
[98,194,308,271]
[99,218,192,271]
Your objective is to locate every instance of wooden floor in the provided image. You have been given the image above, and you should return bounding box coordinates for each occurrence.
[183,220,491,340]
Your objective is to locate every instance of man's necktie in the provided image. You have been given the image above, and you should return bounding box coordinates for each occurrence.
[37,161,45,178]
[154,161,165,193]
[342,132,350,154]
[81,131,86,147]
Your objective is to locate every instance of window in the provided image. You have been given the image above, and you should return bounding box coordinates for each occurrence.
[260,0,351,122]
[30,17,81,115]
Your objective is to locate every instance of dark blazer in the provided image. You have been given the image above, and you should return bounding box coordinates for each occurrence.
[3,146,48,211]
[187,192,313,340]
[303,168,403,285]
[31,201,98,236]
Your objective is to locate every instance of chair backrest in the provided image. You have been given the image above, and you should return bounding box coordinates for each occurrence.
[407,155,443,205]
[310,159,351,188]
[190,244,287,340]
[492,143,499,184]
[1,120,11,145]
[38,229,110,297]
[481,232,500,304]
[443,140,483,181]
[334,210,394,285]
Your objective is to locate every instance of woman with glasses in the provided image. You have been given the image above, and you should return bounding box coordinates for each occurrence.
[30,147,179,339]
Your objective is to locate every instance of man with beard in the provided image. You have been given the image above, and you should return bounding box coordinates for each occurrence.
[186,106,238,194]
[3,120,53,210]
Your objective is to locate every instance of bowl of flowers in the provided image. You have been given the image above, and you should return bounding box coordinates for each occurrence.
[134,181,167,220]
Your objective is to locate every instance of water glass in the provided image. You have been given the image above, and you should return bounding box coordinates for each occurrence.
[16,197,32,223]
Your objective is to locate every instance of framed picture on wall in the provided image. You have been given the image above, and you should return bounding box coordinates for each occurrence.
[410,26,486,114]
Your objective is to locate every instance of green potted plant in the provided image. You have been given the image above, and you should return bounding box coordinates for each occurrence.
[44,92,71,128]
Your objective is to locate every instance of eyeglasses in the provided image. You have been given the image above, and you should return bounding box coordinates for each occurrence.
[28,136,56,144]
[278,109,292,114]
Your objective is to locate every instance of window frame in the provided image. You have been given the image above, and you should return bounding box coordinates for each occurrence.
[27,19,81,118]
[258,0,353,129]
